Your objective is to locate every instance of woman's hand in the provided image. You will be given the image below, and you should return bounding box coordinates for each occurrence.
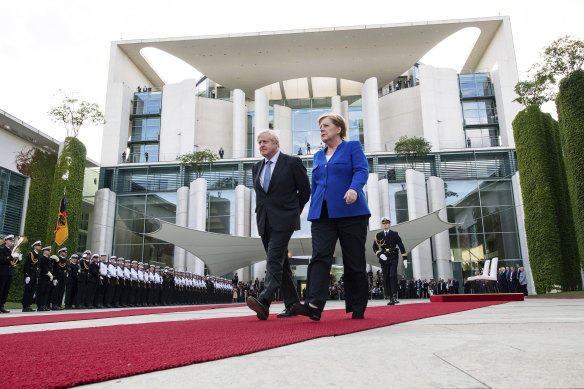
[344,189,358,205]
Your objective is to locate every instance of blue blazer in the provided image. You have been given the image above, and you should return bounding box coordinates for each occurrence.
[308,140,371,220]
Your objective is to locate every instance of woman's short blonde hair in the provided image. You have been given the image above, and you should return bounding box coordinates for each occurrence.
[318,113,347,139]
[256,129,280,144]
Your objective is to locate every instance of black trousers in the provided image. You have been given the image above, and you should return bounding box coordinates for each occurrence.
[381,257,399,299]
[257,218,298,309]
[0,274,13,308]
[22,272,38,307]
[307,205,369,313]
[85,280,97,307]
[77,273,88,307]
[65,279,78,307]
[105,278,116,306]
[37,277,51,307]
[51,275,65,307]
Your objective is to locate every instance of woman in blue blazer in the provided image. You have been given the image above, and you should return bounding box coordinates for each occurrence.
[294,113,371,321]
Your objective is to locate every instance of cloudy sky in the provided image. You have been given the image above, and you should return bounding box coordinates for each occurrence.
[1,0,583,161]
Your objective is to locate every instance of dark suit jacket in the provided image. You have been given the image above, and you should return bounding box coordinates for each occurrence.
[253,152,311,233]
[372,230,406,264]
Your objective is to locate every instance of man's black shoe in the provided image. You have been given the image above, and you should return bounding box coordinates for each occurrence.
[387,301,395,305]
[22,307,35,312]
[246,296,269,320]
[352,312,365,319]
[277,303,301,318]
[292,302,321,321]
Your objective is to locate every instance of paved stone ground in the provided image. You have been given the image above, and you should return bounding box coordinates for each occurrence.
[4,298,583,388]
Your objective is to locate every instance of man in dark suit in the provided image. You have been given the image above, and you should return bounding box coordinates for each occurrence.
[246,129,310,320]
[373,217,407,305]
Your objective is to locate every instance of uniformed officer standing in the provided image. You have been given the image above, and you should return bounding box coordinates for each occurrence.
[50,248,68,310]
[113,257,124,308]
[86,254,100,308]
[94,255,108,308]
[65,254,79,309]
[77,251,90,309]
[129,260,139,306]
[22,240,42,312]
[104,255,118,308]
[0,235,22,313]
[372,217,408,305]
[121,259,131,307]
[36,247,53,311]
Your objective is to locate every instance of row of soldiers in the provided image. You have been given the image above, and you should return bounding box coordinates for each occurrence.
[14,240,232,312]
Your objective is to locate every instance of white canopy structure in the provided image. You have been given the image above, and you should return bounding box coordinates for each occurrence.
[145,210,457,275]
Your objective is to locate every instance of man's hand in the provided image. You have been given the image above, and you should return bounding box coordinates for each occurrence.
[403,254,408,269]
[53,279,58,286]
[25,277,30,284]
[344,189,358,205]
[48,272,53,282]
[379,254,387,261]
[11,253,22,262]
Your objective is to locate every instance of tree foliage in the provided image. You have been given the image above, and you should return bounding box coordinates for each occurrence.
[557,70,584,274]
[178,149,219,177]
[48,91,105,138]
[393,136,431,169]
[514,35,584,107]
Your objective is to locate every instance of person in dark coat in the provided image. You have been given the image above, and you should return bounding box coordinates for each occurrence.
[373,217,407,305]
[22,240,42,312]
[36,247,53,311]
[65,254,79,309]
[86,254,100,308]
[50,248,68,310]
[0,235,21,313]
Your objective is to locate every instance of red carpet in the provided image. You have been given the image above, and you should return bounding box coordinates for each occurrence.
[0,304,247,327]
[430,293,524,302]
[1,301,504,388]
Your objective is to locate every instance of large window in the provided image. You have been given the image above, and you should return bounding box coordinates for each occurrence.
[458,73,499,148]
[129,91,162,163]
[0,168,26,236]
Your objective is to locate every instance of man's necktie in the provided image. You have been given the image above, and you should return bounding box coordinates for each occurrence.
[263,160,272,192]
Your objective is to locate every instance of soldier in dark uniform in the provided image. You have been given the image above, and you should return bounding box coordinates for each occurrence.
[37,247,53,311]
[22,240,42,312]
[65,254,79,309]
[77,250,90,309]
[86,254,100,308]
[104,255,118,308]
[372,217,407,305]
[51,248,68,310]
[0,235,21,313]
[162,266,170,305]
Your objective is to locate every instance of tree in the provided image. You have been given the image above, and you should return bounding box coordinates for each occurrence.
[393,136,431,169]
[514,36,584,106]
[48,91,105,138]
[178,149,219,178]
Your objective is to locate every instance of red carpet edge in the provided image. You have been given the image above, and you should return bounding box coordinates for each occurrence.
[1,301,505,389]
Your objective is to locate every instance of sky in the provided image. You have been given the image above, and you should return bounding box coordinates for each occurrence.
[1,0,583,162]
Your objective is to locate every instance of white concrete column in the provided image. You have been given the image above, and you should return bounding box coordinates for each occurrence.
[341,100,350,139]
[187,178,207,275]
[91,188,116,255]
[232,89,246,159]
[331,95,342,114]
[366,173,381,231]
[160,79,197,162]
[406,169,433,280]
[273,104,293,155]
[378,178,390,220]
[427,176,452,280]
[173,186,189,271]
[254,89,269,158]
[235,185,252,282]
[512,173,536,295]
[362,77,381,153]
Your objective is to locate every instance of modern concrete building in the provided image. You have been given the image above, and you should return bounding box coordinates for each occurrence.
[92,16,534,293]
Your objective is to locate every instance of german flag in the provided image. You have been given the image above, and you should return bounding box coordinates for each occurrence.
[55,195,68,245]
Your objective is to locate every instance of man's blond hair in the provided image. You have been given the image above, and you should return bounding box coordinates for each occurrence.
[256,129,280,144]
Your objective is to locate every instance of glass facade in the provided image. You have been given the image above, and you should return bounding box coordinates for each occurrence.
[0,167,26,236]
[458,73,500,148]
[129,91,162,163]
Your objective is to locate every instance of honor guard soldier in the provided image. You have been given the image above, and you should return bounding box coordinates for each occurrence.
[77,250,90,309]
[113,257,124,308]
[121,259,131,307]
[104,255,118,308]
[50,248,68,310]
[22,240,42,312]
[130,260,139,306]
[0,235,21,313]
[65,254,79,309]
[86,254,100,308]
[372,217,407,305]
[94,255,108,308]
[137,262,145,306]
[37,247,53,311]
[154,266,162,305]
[162,266,170,305]
[148,264,156,306]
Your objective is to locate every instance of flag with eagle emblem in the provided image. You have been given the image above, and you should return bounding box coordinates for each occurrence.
[55,195,68,245]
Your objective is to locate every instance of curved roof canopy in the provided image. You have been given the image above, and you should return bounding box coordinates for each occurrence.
[116,17,505,97]
[146,210,457,276]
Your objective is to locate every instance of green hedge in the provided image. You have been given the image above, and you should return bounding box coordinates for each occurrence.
[7,149,57,304]
[557,70,584,273]
[513,105,565,293]
[45,137,87,254]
